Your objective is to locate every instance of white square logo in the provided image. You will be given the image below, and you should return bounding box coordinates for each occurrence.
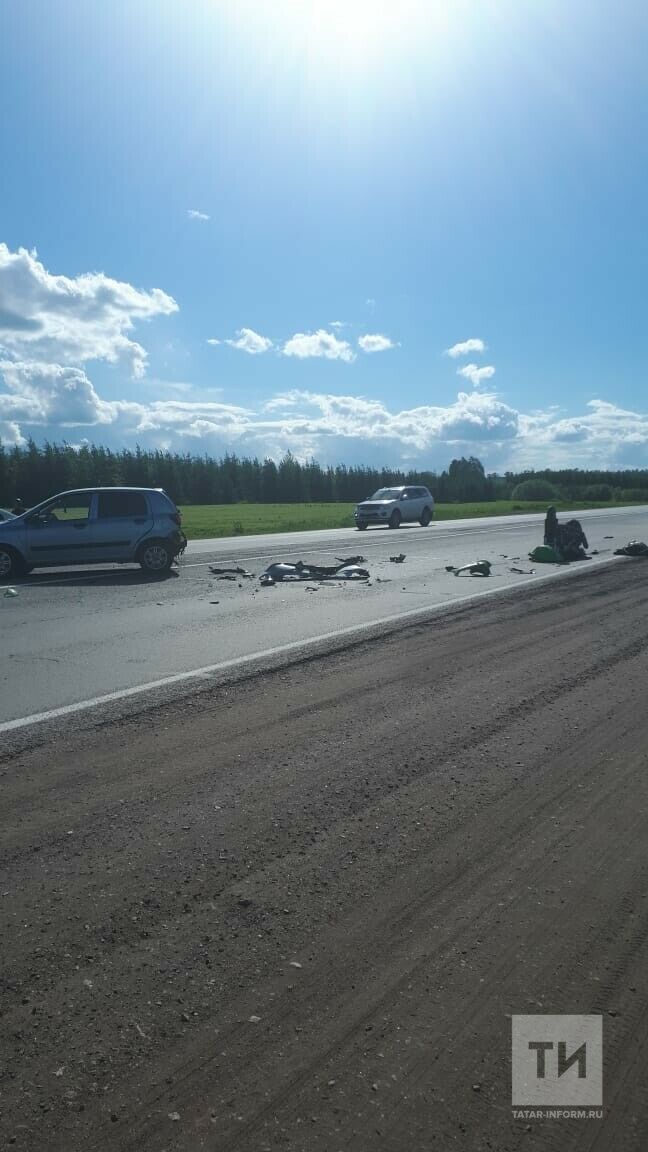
[512,1015,603,1107]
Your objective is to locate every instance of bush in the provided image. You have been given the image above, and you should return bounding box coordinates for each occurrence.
[511,479,561,502]
[616,488,648,502]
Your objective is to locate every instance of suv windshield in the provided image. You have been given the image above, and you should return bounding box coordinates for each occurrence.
[370,488,403,500]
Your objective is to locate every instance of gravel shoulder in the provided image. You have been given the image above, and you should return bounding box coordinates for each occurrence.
[2,560,648,1151]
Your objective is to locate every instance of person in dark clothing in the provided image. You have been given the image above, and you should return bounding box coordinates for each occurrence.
[543,506,589,560]
[559,518,589,561]
[544,505,559,547]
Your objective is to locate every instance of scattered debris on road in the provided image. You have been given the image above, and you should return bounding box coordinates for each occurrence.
[259,560,370,584]
[510,566,535,574]
[446,560,492,577]
[209,565,255,578]
[542,511,590,561]
[389,553,406,564]
[4,587,18,597]
[614,541,648,557]
[529,545,564,564]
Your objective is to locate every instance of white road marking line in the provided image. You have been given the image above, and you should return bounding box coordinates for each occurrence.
[0,556,618,734]
[183,523,524,564]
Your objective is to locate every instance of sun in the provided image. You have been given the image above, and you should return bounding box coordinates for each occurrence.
[274,0,445,69]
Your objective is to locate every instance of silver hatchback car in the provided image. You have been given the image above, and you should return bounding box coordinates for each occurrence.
[0,487,187,579]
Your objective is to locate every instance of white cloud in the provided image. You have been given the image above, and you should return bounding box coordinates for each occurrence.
[329,320,347,329]
[0,420,25,446]
[358,333,398,354]
[282,329,356,363]
[0,243,178,378]
[457,363,496,387]
[446,338,486,358]
[225,328,273,355]
[206,338,221,346]
[495,397,648,471]
[187,209,210,221]
[0,360,113,426]
[3,349,648,471]
[253,388,520,453]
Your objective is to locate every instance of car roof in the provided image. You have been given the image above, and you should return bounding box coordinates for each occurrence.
[53,487,165,495]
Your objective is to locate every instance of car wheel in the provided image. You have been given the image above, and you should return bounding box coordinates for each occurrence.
[0,546,25,580]
[419,507,432,526]
[139,540,173,573]
[388,510,401,529]
[356,521,368,531]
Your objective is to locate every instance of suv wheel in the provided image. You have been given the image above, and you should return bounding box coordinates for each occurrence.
[139,540,173,573]
[356,521,367,531]
[388,510,401,529]
[0,546,24,580]
[419,507,432,526]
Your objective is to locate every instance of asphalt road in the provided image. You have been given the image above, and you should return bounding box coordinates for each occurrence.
[1,506,646,727]
[2,558,648,1151]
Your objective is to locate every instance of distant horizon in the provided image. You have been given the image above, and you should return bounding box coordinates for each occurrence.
[3,2,648,471]
[4,436,648,486]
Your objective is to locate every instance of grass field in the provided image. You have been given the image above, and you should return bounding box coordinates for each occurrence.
[178,499,635,539]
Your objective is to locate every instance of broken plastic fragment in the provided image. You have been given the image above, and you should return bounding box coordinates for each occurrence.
[448,560,492,577]
[209,565,254,577]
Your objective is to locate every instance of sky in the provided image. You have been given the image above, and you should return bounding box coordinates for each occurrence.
[2,0,648,473]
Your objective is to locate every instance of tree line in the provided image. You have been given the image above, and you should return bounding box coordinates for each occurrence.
[1,439,648,508]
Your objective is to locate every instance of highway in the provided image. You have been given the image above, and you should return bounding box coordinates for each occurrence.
[1,505,646,727]
[2,551,648,1151]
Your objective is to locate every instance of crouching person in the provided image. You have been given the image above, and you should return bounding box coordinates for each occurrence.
[558,518,589,561]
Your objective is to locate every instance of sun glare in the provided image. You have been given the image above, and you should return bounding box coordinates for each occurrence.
[275,0,448,68]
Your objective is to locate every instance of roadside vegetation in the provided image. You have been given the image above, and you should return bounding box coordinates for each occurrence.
[179,499,640,540]
[2,440,648,536]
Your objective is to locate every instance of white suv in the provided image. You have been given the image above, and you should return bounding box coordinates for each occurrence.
[354,486,434,530]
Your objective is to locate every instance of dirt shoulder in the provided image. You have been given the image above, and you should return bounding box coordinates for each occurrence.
[2,561,648,1151]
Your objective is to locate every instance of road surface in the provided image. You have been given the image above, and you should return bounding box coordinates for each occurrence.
[1,505,646,726]
[1,557,648,1151]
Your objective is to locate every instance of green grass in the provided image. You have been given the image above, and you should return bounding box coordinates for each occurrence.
[178,499,634,540]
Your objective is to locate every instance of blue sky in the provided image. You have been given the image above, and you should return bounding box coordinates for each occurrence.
[2,0,648,471]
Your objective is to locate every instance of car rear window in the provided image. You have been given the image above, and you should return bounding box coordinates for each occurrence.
[97,492,148,518]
